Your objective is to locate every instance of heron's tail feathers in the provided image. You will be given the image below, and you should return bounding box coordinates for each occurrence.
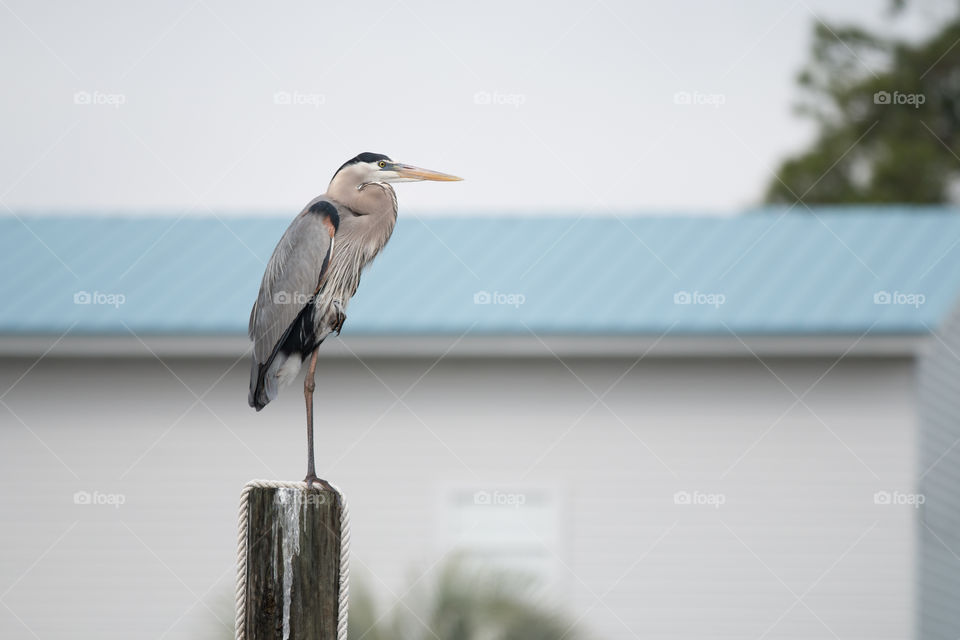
[248,352,301,411]
[276,353,303,386]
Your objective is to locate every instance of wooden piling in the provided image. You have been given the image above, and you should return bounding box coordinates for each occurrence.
[240,485,342,640]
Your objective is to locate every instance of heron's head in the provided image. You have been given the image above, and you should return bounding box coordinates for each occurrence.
[331,152,462,190]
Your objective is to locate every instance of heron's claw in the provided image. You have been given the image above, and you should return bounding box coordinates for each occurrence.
[304,473,335,492]
[303,474,342,508]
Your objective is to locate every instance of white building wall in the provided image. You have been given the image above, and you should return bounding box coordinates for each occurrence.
[918,300,960,640]
[0,352,919,639]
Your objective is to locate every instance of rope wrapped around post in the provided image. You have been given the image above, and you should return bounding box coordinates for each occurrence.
[235,480,350,640]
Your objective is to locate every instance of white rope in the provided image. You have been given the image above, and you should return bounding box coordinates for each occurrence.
[235,479,350,640]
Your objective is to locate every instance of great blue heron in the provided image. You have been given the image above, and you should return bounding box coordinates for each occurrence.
[247,152,461,486]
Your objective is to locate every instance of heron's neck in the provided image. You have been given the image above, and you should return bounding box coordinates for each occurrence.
[327,179,397,217]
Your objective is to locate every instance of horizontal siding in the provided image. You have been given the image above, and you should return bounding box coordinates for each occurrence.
[0,354,918,639]
[918,298,960,640]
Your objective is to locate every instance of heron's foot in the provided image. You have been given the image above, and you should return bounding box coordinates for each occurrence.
[303,473,335,494]
[303,474,343,508]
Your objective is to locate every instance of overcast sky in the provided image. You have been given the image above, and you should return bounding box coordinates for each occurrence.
[0,0,952,216]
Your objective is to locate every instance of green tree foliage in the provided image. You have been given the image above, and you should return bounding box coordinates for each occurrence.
[348,558,588,640]
[214,558,591,640]
[767,5,960,204]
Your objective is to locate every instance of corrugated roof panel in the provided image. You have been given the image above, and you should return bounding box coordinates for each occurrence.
[2,208,960,337]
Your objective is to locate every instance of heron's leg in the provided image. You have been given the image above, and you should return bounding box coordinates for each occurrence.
[303,348,336,495]
[303,347,320,485]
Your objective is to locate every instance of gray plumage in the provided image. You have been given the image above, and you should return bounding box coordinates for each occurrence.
[248,166,395,409]
[248,153,460,416]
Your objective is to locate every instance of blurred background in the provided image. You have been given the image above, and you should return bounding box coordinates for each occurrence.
[3,0,960,638]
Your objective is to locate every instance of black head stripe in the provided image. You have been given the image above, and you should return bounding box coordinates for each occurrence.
[335,152,392,176]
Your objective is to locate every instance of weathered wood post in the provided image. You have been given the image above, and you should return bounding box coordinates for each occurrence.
[236,481,347,640]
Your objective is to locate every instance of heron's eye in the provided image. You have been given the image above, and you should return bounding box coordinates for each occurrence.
[378,161,386,168]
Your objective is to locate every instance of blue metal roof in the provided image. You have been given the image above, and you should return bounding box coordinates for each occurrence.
[2,207,960,336]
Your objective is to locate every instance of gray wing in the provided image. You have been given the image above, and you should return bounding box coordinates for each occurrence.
[249,199,337,365]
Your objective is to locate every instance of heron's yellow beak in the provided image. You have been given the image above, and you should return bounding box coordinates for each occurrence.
[390,163,463,182]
